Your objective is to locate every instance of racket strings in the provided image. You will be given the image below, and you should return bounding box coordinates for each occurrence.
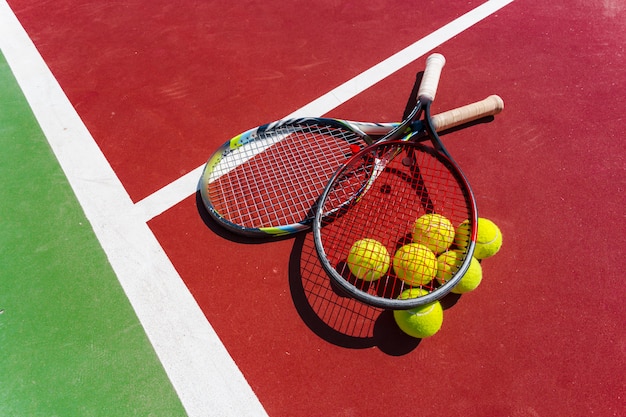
[206,122,365,229]
[317,142,474,303]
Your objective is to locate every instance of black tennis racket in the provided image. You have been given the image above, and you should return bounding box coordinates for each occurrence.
[200,54,500,237]
[312,55,485,309]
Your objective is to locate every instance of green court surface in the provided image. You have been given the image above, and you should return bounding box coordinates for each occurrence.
[0,51,185,416]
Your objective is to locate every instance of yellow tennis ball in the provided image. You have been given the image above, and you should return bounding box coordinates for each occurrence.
[393,288,444,338]
[454,218,503,260]
[392,243,437,286]
[436,251,483,294]
[347,238,390,281]
[412,213,455,254]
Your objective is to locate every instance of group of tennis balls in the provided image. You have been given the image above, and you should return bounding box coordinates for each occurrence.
[346,214,503,339]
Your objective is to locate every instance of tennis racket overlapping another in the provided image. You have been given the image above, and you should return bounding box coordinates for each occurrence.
[312,53,489,309]
[200,54,502,237]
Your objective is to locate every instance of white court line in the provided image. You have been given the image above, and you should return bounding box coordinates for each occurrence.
[135,0,515,223]
[0,0,513,415]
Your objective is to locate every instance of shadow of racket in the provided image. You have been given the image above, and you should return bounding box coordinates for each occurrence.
[288,231,424,355]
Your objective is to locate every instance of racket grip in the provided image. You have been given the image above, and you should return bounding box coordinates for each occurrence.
[417,53,446,102]
[431,95,504,131]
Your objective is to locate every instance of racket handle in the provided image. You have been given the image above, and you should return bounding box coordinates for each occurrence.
[431,95,504,131]
[417,53,446,102]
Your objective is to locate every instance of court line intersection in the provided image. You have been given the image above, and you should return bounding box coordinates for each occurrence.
[0,0,514,415]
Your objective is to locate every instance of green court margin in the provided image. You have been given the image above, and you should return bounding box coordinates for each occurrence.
[0,50,186,416]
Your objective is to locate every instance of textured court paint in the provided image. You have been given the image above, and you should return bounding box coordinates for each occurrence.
[2,0,625,415]
[0,52,186,416]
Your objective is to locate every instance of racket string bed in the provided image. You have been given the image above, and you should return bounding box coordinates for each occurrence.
[206,122,366,229]
[314,141,476,309]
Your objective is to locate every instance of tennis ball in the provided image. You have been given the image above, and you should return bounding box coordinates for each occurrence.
[454,218,503,260]
[393,288,444,338]
[436,251,483,294]
[412,213,455,254]
[347,238,390,281]
[392,243,437,286]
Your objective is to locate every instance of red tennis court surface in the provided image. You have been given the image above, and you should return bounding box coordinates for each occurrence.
[7,0,625,415]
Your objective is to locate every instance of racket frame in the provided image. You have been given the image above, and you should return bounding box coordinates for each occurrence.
[313,137,478,309]
[313,54,481,309]
[200,117,429,236]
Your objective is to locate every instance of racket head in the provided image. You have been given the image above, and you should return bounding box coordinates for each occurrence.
[200,118,374,237]
[313,138,477,309]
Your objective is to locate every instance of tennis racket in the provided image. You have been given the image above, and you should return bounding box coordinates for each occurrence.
[200,55,499,237]
[313,55,484,310]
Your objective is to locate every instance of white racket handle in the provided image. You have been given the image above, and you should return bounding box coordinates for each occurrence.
[417,53,446,102]
[431,95,504,131]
